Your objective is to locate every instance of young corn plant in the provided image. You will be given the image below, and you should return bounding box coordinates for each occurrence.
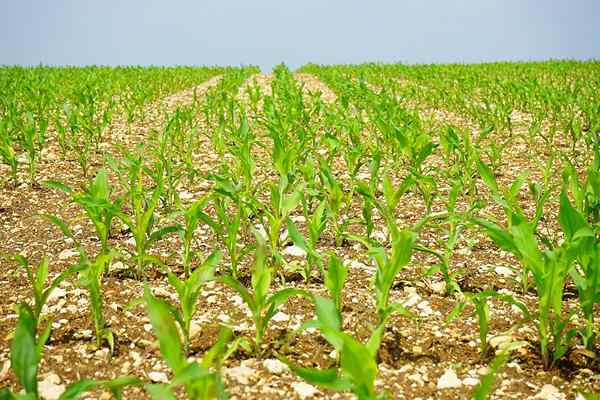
[447,290,530,359]
[368,230,416,322]
[282,296,387,400]
[43,214,116,351]
[115,151,178,277]
[149,129,184,211]
[13,254,83,333]
[356,172,415,243]
[165,250,222,355]
[20,111,48,185]
[0,119,18,187]
[471,342,528,400]
[318,159,346,246]
[200,175,253,278]
[564,145,600,228]
[473,196,580,369]
[558,191,600,351]
[220,235,309,356]
[253,175,303,267]
[1,303,139,400]
[357,153,382,239]
[45,169,122,257]
[476,159,551,292]
[324,253,348,316]
[175,197,212,278]
[415,180,470,295]
[285,200,329,280]
[143,286,230,400]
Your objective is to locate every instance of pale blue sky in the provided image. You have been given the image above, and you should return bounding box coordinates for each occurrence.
[1,0,599,71]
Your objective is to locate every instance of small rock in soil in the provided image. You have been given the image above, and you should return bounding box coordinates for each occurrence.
[58,249,79,260]
[148,371,169,383]
[38,373,66,400]
[292,382,318,398]
[494,265,514,276]
[284,245,307,257]
[534,384,565,400]
[224,365,256,385]
[463,377,479,386]
[47,288,67,302]
[437,368,462,389]
[262,358,288,375]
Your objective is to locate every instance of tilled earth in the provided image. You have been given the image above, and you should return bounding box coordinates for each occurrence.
[1,73,599,399]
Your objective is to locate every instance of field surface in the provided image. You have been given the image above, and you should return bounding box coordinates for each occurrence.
[1,62,600,399]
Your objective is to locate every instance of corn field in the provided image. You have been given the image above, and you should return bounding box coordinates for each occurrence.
[0,61,599,399]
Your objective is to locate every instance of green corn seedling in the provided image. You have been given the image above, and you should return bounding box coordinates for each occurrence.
[176,197,212,278]
[471,342,527,400]
[324,253,348,316]
[318,159,346,246]
[45,169,122,257]
[13,254,83,333]
[20,111,48,185]
[448,288,530,360]
[143,286,230,400]
[283,296,387,400]
[415,181,468,295]
[1,304,54,399]
[357,173,415,243]
[558,191,600,351]
[286,208,328,280]
[220,235,308,356]
[116,151,178,277]
[166,250,222,355]
[43,214,116,350]
[368,230,416,322]
[473,201,579,369]
[200,176,253,278]
[0,303,139,400]
[0,119,18,187]
[357,153,382,239]
[253,175,303,266]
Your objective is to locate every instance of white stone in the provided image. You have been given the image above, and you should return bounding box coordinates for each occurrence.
[279,229,289,242]
[109,261,127,272]
[463,377,479,386]
[402,292,422,308]
[224,365,255,385]
[179,190,193,200]
[262,359,288,375]
[58,249,79,260]
[489,334,514,350]
[417,300,434,316]
[494,266,514,276]
[189,321,202,338]
[271,312,289,322]
[283,245,307,257]
[373,231,387,242]
[408,373,424,386]
[38,373,66,400]
[437,368,462,389]
[429,281,446,295]
[0,360,10,380]
[148,371,169,383]
[47,288,67,302]
[292,382,318,398]
[217,313,230,323]
[534,384,565,400]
